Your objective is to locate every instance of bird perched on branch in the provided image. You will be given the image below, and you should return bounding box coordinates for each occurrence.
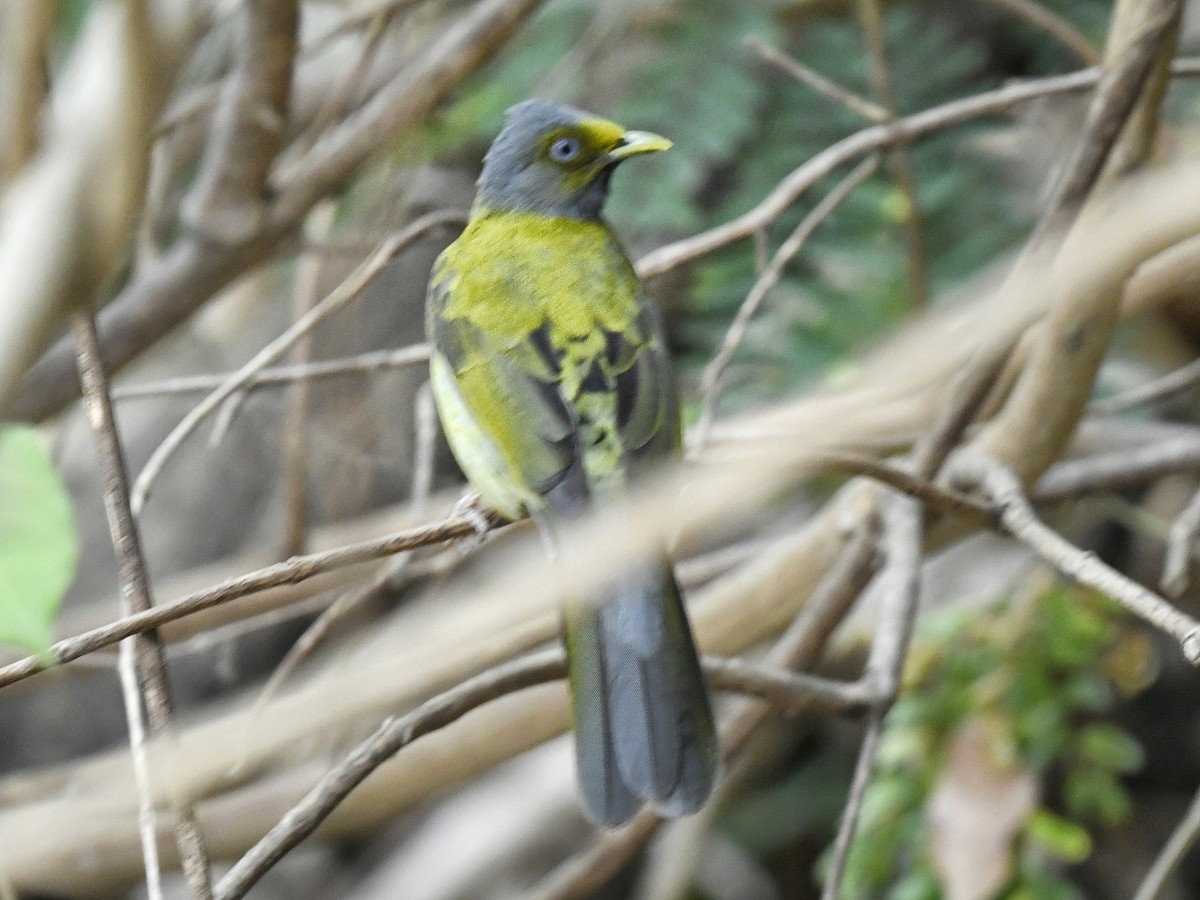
[426,100,719,826]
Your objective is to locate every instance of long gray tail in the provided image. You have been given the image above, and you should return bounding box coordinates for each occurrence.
[563,558,719,827]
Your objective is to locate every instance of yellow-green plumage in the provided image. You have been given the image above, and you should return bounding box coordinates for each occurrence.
[427,100,718,826]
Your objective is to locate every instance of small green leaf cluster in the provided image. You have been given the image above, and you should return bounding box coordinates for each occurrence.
[835,587,1148,900]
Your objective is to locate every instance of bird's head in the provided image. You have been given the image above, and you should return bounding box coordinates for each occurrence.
[474,100,671,220]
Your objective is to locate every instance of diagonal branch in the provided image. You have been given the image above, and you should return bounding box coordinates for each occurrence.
[949,453,1200,663]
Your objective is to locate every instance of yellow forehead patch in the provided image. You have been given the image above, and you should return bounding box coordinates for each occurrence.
[577,118,627,152]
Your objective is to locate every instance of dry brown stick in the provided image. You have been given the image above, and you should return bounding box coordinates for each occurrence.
[746,36,887,123]
[979,0,1101,65]
[694,156,881,445]
[854,0,928,308]
[637,60,1200,279]
[214,648,873,900]
[0,514,498,690]
[1090,357,1200,415]
[130,210,462,515]
[5,0,544,424]
[72,310,214,899]
[950,453,1200,662]
[182,0,298,245]
[821,493,923,900]
[112,343,434,400]
[1161,486,1200,597]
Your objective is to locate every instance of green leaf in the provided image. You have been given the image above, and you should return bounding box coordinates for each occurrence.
[0,425,77,651]
[1025,809,1092,863]
[1074,723,1144,773]
[1063,767,1132,827]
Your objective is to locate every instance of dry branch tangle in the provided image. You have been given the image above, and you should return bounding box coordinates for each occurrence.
[8,156,1200,893]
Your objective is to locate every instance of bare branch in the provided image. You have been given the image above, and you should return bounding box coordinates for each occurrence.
[822,493,923,900]
[0,514,500,690]
[694,156,880,445]
[949,453,1200,663]
[746,36,888,123]
[1036,432,1200,501]
[1090,357,1200,415]
[0,0,53,180]
[72,308,213,898]
[636,60,1200,280]
[112,343,433,400]
[1037,0,1182,233]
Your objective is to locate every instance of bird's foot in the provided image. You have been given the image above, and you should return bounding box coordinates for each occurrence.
[451,490,494,549]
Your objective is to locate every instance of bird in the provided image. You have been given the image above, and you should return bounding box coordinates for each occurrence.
[425,99,719,827]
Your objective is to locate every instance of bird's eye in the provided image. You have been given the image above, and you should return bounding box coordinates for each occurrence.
[548,136,581,163]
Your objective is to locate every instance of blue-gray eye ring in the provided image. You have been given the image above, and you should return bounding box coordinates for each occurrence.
[549,136,580,162]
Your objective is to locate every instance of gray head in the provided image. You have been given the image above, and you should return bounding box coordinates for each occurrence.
[474,100,671,220]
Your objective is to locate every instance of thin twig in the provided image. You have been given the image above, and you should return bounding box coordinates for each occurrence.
[693,156,880,445]
[216,647,877,900]
[746,36,887,122]
[1132,777,1200,900]
[636,59,1200,279]
[806,450,994,523]
[979,0,1101,65]
[112,344,433,400]
[949,453,1200,663]
[1090,357,1200,415]
[72,310,214,898]
[0,514,500,690]
[854,0,928,307]
[1036,432,1200,501]
[1162,486,1200,597]
[821,493,923,900]
[130,210,463,515]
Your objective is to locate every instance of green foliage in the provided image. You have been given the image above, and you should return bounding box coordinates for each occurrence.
[830,587,1148,899]
[0,425,77,652]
